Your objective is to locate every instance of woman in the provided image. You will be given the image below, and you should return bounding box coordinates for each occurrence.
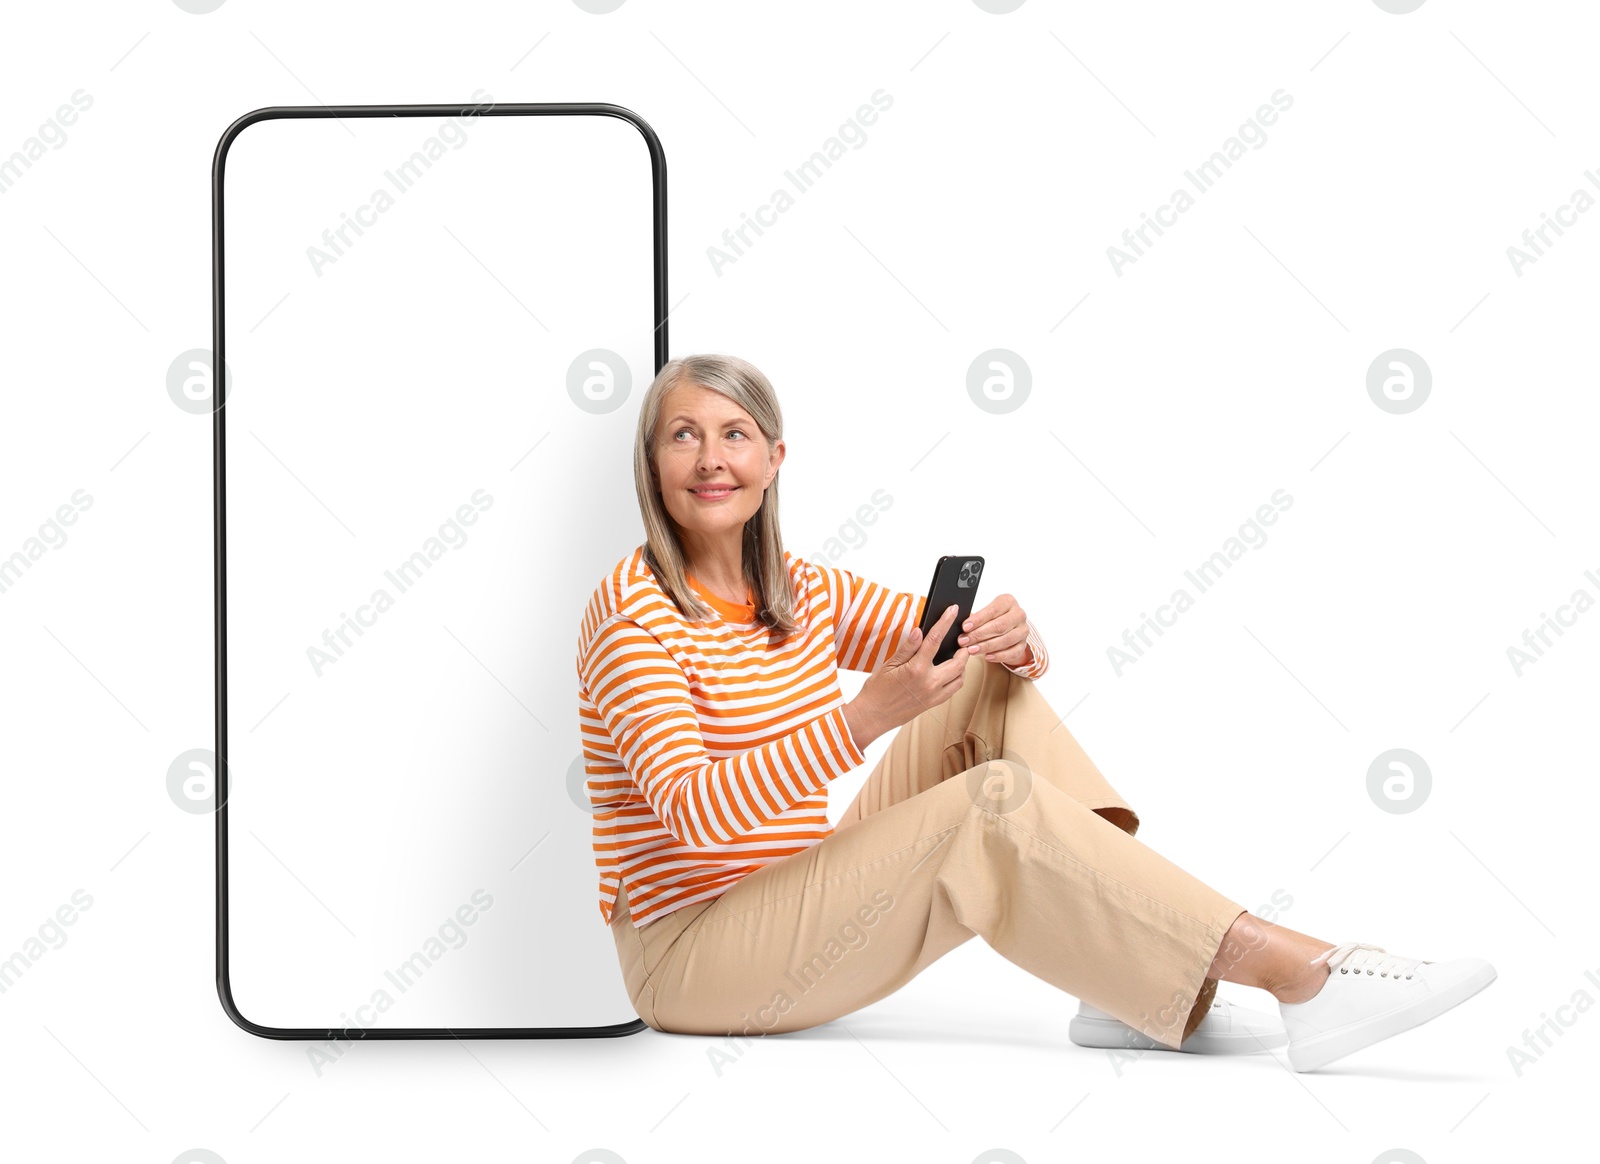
[575,353,1496,1070]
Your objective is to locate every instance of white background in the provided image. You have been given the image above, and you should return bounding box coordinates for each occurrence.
[1,1,1594,1161]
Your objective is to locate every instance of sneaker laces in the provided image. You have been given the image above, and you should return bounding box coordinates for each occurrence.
[1309,942,1428,979]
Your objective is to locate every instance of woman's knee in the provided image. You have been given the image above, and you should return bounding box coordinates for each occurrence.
[958,761,1141,841]
[964,752,1142,838]
[960,757,1046,819]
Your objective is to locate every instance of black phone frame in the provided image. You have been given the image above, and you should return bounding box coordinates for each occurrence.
[212,102,667,1042]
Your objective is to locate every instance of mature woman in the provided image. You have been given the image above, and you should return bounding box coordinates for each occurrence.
[575,353,1495,1070]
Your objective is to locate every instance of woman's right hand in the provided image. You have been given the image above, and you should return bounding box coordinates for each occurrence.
[849,603,970,745]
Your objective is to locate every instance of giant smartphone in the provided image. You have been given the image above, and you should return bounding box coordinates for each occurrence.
[915,555,985,666]
[215,105,662,1041]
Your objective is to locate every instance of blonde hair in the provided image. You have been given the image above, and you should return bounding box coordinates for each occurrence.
[633,353,803,638]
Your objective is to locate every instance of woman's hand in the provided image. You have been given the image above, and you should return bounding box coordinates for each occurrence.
[956,593,1033,668]
[846,603,969,747]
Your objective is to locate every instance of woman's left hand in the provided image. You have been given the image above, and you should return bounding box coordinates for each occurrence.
[955,593,1033,667]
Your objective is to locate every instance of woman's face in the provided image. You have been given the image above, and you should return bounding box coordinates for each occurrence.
[653,381,783,544]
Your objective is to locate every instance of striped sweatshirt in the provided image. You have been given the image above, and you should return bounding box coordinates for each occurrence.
[576,545,1050,928]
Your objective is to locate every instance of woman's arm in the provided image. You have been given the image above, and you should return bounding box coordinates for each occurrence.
[811,558,927,674]
[580,614,867,849]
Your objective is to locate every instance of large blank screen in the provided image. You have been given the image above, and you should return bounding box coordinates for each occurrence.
[218,105,658,1033]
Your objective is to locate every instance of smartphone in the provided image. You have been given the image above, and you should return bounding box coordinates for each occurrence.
[915,555,985,666]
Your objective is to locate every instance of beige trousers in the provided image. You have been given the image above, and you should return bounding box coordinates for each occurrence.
[610,651,1250,1049]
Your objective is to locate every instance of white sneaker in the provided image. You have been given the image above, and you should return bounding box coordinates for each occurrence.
[1279,942,1497,1072]
[1069,996,1287,1054]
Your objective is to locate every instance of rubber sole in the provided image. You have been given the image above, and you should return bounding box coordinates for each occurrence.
[1068,1014,1287,1054]
[1286,961,1498,1072]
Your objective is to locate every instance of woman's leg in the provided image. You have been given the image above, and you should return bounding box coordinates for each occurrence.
[635,655,1264,1047]
[636,758,1249,1048]
[1206,911,1337,1004]
[842,655,1344,1008]
[836,652,1141,837]
[838,654,1263,1035]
